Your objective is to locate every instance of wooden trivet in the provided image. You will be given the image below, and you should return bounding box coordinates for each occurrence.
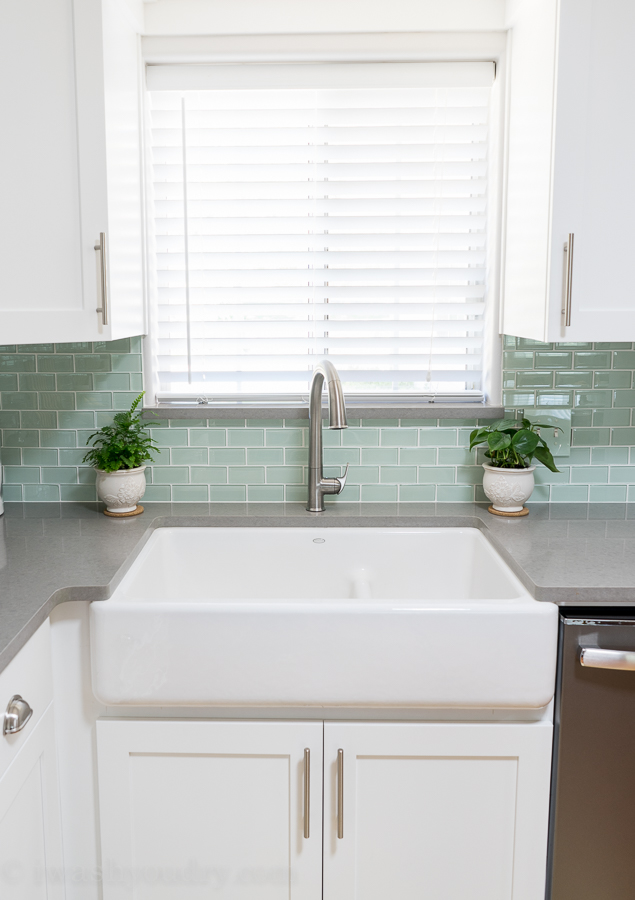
[488,505,529,517]
[104,505,144,518]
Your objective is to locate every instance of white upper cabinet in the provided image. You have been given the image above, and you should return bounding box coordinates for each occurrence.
[502,0,635,341]
[0,0,145,345]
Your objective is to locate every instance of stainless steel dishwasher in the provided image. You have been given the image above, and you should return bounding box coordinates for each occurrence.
[548,607,635,900]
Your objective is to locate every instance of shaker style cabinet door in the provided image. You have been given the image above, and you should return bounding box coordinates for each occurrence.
[0,705,65,900]
[503,0,635,342]
[0,0,145,344]
[73,0,146,343]
[96,719,323,900]
[323,721,553,900]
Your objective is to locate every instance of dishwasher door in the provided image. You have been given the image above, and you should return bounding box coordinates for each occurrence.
[548,609,635,900]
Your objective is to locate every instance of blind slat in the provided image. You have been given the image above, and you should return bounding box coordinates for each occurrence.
[158,354,483,368]
[151,144,487,163]
[152,215,488,234]
[159,329,484,342]
[155,235,487,251]
[155,302,485,316]
[156,270,486,288]
[156,285,486,300]
[152,162,488,180]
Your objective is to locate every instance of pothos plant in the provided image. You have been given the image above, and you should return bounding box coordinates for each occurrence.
[469,418,560,473]
[82,393,158,473]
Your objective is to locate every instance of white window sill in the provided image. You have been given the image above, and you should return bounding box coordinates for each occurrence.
[142,403,504,421]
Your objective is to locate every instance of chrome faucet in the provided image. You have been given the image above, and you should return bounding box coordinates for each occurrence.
[307,360,349,512]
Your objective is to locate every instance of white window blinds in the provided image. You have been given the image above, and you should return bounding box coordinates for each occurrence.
[147,61,493,400]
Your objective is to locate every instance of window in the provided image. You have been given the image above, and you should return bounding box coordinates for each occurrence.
[147,61,494,402]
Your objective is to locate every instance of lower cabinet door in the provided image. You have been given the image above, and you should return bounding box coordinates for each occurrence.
[96,719,323,900]
[323,721,553,900]
[0,704,65,900]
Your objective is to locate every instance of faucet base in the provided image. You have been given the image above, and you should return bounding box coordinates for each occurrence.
[307,470,344,513]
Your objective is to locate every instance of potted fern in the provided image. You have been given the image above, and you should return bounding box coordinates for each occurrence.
[469,417,559,516]
[83,393,158,516]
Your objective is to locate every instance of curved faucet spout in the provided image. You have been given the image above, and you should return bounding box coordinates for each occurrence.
[307,361,349,512]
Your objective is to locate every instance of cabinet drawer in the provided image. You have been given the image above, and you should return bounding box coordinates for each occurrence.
[0,621,54,780]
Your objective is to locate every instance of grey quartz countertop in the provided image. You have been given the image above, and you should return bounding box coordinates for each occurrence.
[2,500,635,673]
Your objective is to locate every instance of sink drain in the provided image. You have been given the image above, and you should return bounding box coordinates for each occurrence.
[313,538,325,544]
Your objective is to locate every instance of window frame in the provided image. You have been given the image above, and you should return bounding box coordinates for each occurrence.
[140,31,506,417]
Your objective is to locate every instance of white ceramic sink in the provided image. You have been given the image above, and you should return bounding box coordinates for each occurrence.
[90,527,558,708]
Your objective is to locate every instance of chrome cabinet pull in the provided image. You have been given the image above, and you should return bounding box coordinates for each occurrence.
[562,233,574,326]
[303,748,310,839]
[337,749,344,839]
[94,232,109,326]
[580,647,635,671]
[3,695,33,736]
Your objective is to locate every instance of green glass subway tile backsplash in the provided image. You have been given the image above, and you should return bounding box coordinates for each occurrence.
[501,336,635,498]
[3,336,635,501]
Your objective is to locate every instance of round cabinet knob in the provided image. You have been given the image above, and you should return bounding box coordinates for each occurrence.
[3,695,33,736]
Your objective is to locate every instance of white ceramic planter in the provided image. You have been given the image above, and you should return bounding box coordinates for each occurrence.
[482,463,536,513]
[96,466,146,514]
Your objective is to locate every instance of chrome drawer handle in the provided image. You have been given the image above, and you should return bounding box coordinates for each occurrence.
[94,232,109,326]
[562,233,574,326]
[303,748,310,839]
[3,695,33,736]
[337,749,344,839]
[580,648,635,671]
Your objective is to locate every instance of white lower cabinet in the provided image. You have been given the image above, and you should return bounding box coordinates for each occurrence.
[96,719,324,900]
[0,705,65,900]
[96,718,553,900]
[0,621,64,900]
[323,721,553,900]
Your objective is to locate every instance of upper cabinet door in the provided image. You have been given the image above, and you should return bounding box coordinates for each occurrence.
[323,721,553,900]
[0,0,145,345]
[74,0,146,342]
[503,0,635,342]
[0,0,84,343]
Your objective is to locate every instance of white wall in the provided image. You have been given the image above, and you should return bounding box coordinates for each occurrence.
[143,0,507,35]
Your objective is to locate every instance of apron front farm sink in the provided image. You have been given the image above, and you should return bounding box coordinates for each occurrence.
[90,527,557,708]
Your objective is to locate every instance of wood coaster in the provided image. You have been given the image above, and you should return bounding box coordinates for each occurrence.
[488,505,529,517]
[103,505,144,518]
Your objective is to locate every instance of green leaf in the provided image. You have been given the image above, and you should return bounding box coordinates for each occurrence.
[532,444,560,473]
[487,431,512,452]
[492,418,519,432]
[511,429,540,455]
[469,427,490,450]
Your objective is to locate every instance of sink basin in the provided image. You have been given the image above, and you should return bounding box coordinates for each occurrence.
[90,526,558,708]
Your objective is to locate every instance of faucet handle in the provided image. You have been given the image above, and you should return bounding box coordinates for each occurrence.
[336,463,349,495]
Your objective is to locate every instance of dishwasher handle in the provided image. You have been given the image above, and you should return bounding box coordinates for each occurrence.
[580,647,635,671]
